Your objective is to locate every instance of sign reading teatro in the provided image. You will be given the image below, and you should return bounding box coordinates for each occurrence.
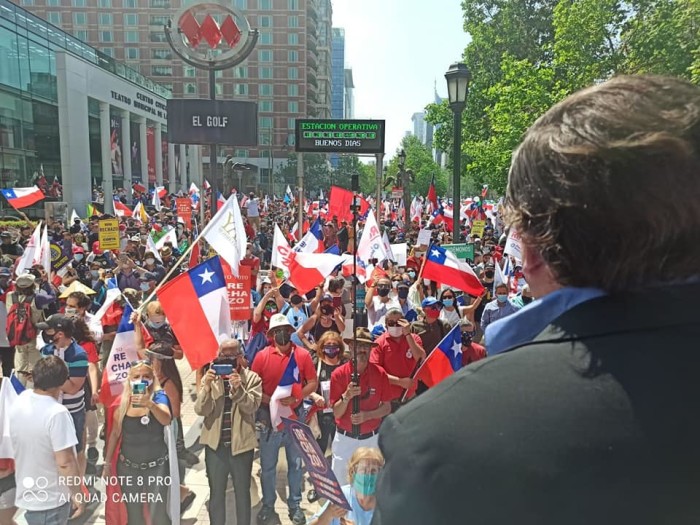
[167,99,257,145]
[295,119,386,154]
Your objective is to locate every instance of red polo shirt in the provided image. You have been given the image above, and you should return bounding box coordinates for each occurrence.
[240,255,260,275]
[251,345,316,401]
[370,332,423,400]
[330,361,391,435]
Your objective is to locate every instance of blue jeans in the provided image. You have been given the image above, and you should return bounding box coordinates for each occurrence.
[24,502,71,525]
[259,428,303,511]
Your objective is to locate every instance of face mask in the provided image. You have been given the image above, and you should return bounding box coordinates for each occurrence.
[522,296,533,305]
[461,331,473,346]
[140,282,150,292]
[387,326,403,338]
[392,281,399,289]
[140,235,147,241]
[274,330,291,346]
[145,258,155,265]
[290,295,303,306]
[442,299,454,308]
[148,317,166,329]
[323,345,341,358]
[64,307,78,317]
[90,270,99,278]
[484,271,494,279]
[398,288,409,299]
[353,472,378,497]
[407,271,416,279]
[74,254,84,262]
[42,331,59,345]
[497,294,508,303]
[425,309,440,320]
[377,287,390,298]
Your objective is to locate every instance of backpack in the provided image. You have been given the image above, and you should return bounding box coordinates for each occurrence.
[6,292,37,346]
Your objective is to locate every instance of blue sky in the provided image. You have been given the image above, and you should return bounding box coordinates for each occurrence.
[332,0,469,159]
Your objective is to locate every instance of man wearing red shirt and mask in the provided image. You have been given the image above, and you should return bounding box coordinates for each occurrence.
[330,327,391,485]
[370,308,426,411]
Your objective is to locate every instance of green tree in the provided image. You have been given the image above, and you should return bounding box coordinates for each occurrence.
[385,135,448,202]
[274,153,332,197]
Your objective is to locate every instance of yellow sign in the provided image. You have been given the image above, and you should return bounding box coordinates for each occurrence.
[98,218,120,250]
[471,220,486,238]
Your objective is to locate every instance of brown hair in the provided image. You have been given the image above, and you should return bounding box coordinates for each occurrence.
[504,75,700,292]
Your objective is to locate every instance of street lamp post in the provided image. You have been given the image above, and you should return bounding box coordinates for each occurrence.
[445,62,471,244]
[397,149,412,221]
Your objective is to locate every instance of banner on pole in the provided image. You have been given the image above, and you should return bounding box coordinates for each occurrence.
[221,261,252,321]
[176,197,192,229]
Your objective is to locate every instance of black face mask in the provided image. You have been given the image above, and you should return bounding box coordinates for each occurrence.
[290,295,303,306]
[522,296,533,305]
[377,287,390,298]
[398,288,409,299]
[42,331,59,345]
[274,330,291,346]
[461,331,474,346]
[484,271,494,279]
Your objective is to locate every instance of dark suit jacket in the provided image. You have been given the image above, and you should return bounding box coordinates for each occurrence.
[372,283,700,524]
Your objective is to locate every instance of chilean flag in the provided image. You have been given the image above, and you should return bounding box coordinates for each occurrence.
[132,182,147,194]
[157,257,231,370]
[414,324,464,388]
[217,192,226,210]
[294,218,325,254]
[287,251,346,295]
[270,352,302,430]
[1,186,44,209]
[422,245,484,296]
[113,197,133,217]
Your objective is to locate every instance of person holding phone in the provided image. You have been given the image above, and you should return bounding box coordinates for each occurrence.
[195,339,262,525]
[103,360,173,525]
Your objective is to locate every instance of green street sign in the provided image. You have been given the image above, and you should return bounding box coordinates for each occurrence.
[443,243,475,262]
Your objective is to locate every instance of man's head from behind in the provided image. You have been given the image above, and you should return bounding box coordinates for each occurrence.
[505,75,700,295]
[33,355,69,393]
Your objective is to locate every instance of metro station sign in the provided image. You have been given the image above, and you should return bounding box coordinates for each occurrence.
[295,119,386,154]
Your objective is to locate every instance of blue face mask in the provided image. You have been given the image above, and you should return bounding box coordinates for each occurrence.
[497,294,508,303]
[352,472,378,497]
[442,299,454,308]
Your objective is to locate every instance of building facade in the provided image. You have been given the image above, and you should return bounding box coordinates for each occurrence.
[343,68,354,119]
[331,27,344,119]
[0,0,189,215]
[14,0,333,195]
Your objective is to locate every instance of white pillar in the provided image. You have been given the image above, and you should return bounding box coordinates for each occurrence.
[168,142,177,194]
[99,102,113,215]
[179,145,187,191]
[155,121,163,187]
[139,118,148,187]
[121,111,132,199]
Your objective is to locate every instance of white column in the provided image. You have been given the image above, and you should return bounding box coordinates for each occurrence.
[121,111,132,199]
[99,102,113,215]
[139,118,148,188]
[154,121,163,187]
[179,145,187,191]
[168,142,176,194]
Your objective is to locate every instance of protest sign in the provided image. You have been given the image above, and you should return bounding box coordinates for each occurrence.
[417,228,432,247]
[504,230,523,261]
[98,218,120,250]
[221,261,252,321]
[471,220,486,238]
[176,197,192,229]
[390,243,407,266]
[442,243,475,262]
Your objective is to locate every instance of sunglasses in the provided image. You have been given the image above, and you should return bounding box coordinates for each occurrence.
[131,359,152,367]
[385,320,401,327]
[442,296,454,300]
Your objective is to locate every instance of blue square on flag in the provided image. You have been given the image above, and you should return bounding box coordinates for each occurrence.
[190,257,226,297]
[428,246,448,264]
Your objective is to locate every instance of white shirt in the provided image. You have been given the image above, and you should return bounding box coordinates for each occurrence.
[10,390,78,511]
[84,312,103,344]
[439,307,461,328]
[247,198,259,217]
[367,295,400,329]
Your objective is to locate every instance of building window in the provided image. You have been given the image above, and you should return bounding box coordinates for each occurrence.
[46,12,61,25]
[125,48,139,59]
[73,12,87,24]
[259,100,272,112]
[152,48,171,59]
[124,13,138,25]
[288,16,299,28]
[74,30,88,41]
[124,0,137,7]
[259,150,271,159]
[259,84,272,97]
[234,84,249,96]
[259,50,272,62]
[288,67,298,79]
[288,101,298,113]
[185,83,197,94]
[101,48,114,57]
[259,67,273,79]
[150,15,169,25]
[99,14,113,26]
[288,118,296,129]
[21,0,34,5]
[47,0,60,6]
[215,83,224,96]
[288,84,298,96]
[72,0,86,6]
[260,117,273,129]
[98,0,111,7]
[149,0,170,7]
[99,31,113,42]
[125,31,139,43]
[234,66,248,78]
[287,133,295,146]
[235,149,248,157]
[150,32,167,42]
[288,50,298,62]
[288,33,298,45]
[152,65,172,76]
[215,70,223,78]
[184,66,196,77]
[288,0,299,9]
[258,0,271,8]
[260,32,272,45]
[259,15,272,28]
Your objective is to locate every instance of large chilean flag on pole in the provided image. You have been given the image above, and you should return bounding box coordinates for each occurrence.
[287,251,346,295]
[422,245,485,297]
[157,256,230,370]
[1,186,45,209]
[414,324,464,389]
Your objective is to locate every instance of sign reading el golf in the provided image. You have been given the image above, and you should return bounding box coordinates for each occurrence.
[295,119,385,154]
[167,99,258,145]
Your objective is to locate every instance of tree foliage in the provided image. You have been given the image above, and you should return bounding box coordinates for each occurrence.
[384,135,449,199]
[425,0,700,194]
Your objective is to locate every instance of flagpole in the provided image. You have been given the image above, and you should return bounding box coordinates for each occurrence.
[351,173,360,438]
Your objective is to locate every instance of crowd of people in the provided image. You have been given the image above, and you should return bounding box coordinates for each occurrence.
[2,73,697,525]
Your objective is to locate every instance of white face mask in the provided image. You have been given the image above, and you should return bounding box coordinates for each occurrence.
[145,258,155,265]
[387,326,403,338]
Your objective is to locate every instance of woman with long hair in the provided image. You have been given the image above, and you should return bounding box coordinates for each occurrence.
[103,361,173,525]
[309,331,346,453]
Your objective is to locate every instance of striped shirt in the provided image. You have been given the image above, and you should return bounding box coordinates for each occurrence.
[41,341,89,413]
